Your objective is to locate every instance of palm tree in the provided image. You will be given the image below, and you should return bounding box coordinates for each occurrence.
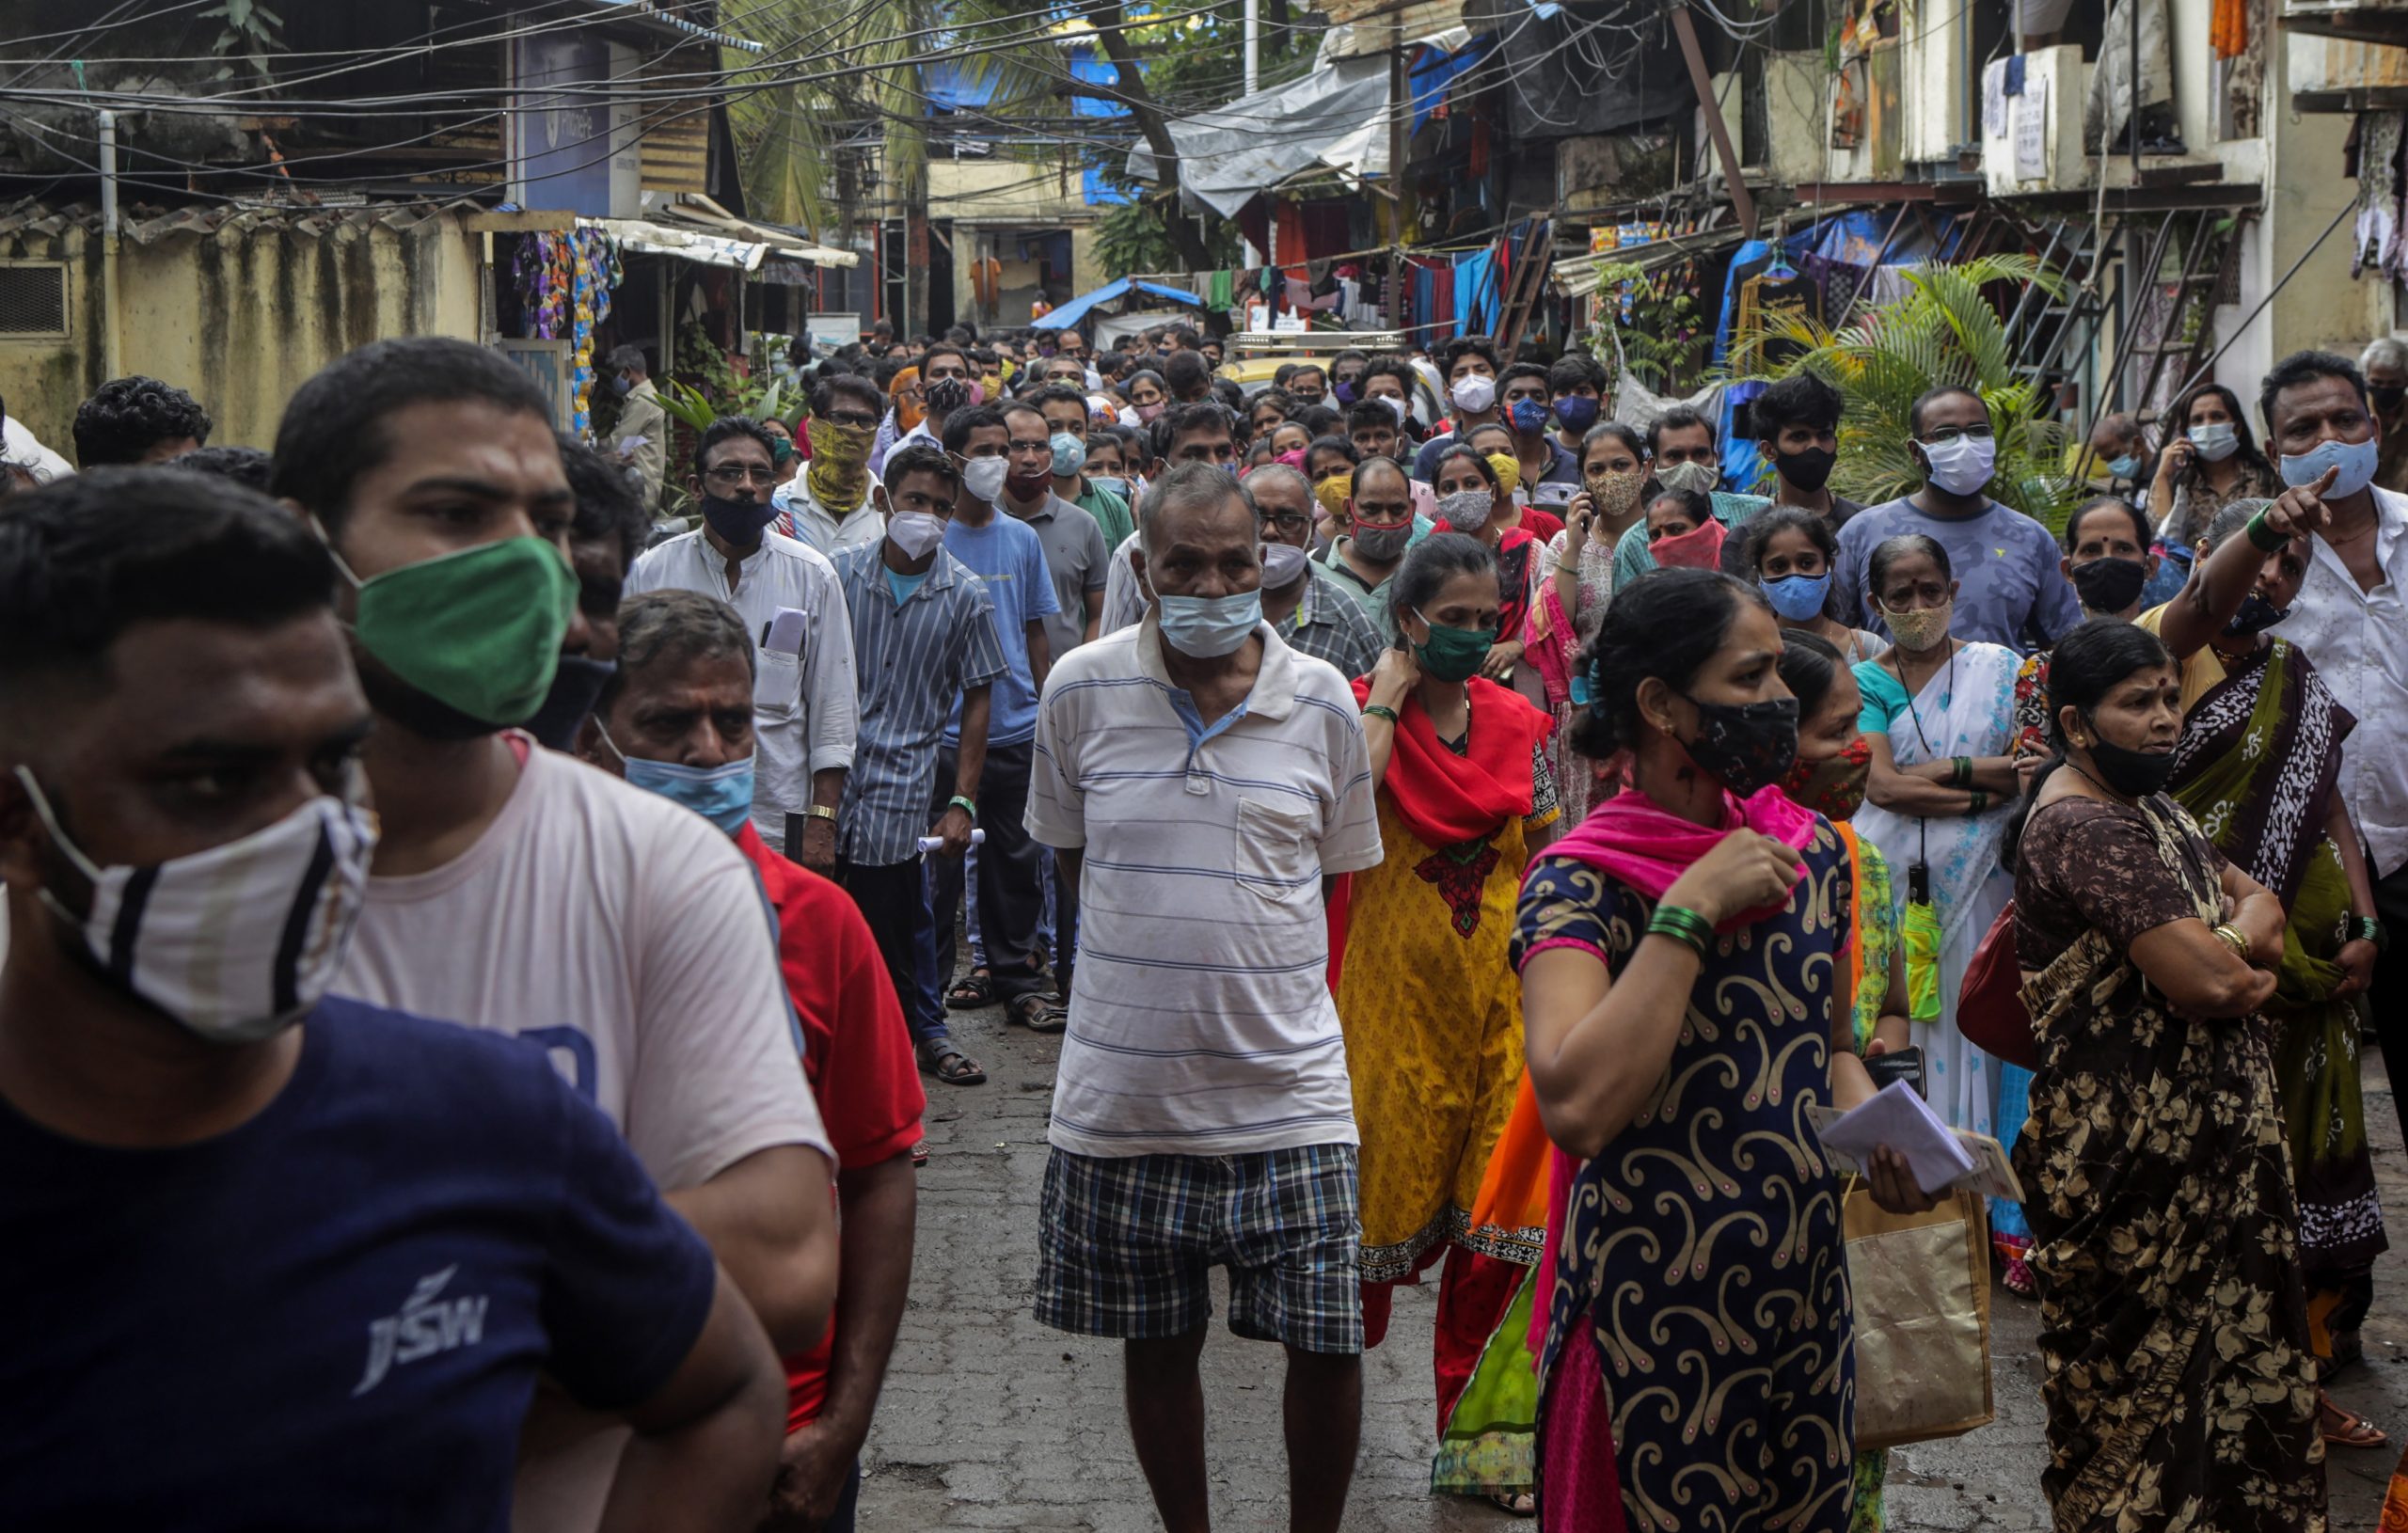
[724,0,1215,270]
[1733,253,2083,531]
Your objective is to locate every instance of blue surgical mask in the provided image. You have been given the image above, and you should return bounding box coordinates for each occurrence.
[1050,432,1087,477]
[2188,422,2239,462]
[2281,435,2380,500]
[1153,590,1261,656]
[2106,453,2142,481]
[612,374,634,397]
[609,733,756,836]
[1760,571,1832,621]
[1088,475,1128,500]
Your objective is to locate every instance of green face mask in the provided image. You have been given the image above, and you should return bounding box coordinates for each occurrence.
[1409,608,1497,684]
[333,534,577,728]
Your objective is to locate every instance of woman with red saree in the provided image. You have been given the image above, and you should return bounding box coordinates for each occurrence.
[1342,533,1559,1511]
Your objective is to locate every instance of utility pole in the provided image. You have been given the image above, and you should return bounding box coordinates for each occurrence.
[1241,0,1261,270]
[1386,11,1409,331]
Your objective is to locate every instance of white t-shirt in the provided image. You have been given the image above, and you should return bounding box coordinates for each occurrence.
[336,738,829,1532]
[1027,620,1383,1158]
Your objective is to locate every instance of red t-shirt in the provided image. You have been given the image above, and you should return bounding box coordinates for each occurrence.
[733,825,927,1431]
[1518,504,1564,543]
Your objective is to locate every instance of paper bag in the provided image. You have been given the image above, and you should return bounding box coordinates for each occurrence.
[1844,1183,1994,1451]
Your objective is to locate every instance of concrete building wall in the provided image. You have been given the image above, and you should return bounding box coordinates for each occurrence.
[0,212,483,455]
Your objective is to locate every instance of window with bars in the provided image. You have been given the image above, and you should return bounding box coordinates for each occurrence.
[0,263,68,339]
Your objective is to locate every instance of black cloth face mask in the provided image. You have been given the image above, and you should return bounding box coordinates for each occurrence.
[1680,694,1800,797]
[2069,556,2148,615]
[2082,714,2177,798]
[1775,444,1836,493]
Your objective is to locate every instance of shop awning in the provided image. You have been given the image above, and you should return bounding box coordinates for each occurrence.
[1031,277,1204,331]
[585,196,856,271]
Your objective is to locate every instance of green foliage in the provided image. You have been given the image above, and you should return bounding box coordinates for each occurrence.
[1092,194,1240,281]
[663,324,789,427]
[200,0,283,82]
[1581,261,1711,393]
[1731,253,2083,530]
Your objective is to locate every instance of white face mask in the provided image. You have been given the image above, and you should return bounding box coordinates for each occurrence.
[887,509,949,559]
[959,455,1009,503]
[19,767,377,1045]
[1259,541,1310,589]
[1450,374,1497,413]
[1919,434,1996,497]
[2187,422,2239,462]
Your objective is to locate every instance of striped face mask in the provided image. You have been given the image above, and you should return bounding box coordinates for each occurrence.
[17,767,378,1044]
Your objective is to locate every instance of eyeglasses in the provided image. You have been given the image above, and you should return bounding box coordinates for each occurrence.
[704,465,781,487]
[1919,423,1995,444]
[1259,511,1311,534]
[823,412,879,430]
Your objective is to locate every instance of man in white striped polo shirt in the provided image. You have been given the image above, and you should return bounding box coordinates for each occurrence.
[1026,461,1383,1533]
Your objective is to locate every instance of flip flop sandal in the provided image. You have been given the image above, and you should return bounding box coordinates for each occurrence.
[945,970,996,1011]
[2321,1397,2388,1449]
[1487,1491,1537,1517]
[915,1041,988,1085]
[911,1141,929,1168]
[1008,992,1069,1034]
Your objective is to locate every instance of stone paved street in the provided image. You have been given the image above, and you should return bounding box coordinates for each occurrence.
[862,1009,2408,1533]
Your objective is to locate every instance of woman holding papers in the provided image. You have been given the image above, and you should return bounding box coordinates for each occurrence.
[1846,534,2031,1285]
[2006,618,2321,1531]
[1513,569,1931,1533]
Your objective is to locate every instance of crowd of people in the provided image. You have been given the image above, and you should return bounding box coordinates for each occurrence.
[2,316,2406,1533]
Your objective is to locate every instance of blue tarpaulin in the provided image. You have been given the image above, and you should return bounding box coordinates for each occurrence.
[1032,277,1203,331]
[1410,35,1492,134]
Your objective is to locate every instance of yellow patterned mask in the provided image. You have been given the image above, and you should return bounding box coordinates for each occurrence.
[1313,472,1353,521]
[1485,450,1522,498]
[804,417,876,514]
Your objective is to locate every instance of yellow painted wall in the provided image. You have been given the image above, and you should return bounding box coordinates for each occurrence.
[0,211,483,456]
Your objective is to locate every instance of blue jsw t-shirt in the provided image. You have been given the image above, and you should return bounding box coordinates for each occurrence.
[941,511,1060,747]
[0,998,717,1532]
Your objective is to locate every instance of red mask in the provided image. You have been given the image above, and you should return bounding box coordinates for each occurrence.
[1782,735,1872,821]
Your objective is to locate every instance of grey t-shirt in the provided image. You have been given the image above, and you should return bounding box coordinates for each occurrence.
[1832,495,2083,654]
[1012,494,1113,663]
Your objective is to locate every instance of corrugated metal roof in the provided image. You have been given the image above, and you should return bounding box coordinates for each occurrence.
[0,196,457,247]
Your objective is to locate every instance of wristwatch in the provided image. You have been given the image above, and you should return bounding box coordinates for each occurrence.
[804,804,839,824]
[2352,914,2389,951]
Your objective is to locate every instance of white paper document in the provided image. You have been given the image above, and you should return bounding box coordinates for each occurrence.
[1807,1082,1980,1195]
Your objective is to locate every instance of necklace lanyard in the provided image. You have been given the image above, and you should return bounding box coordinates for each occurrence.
[1897,640,1956,900]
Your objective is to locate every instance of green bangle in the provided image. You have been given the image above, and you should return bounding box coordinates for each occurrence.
[2245,509,2289,553]
[947,795,978,821]
[2353,914,2389,950]
[1362,703,1401,725]
[1646,903,1716,957]
[1967,788,1988,814]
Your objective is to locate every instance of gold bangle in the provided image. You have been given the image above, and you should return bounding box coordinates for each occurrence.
[804,804,839,823]
[2212,923,2250,959]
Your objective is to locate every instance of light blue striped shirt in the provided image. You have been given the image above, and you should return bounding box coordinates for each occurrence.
[833,542,1010,867]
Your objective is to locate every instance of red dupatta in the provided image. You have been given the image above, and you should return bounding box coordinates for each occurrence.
[1348,672,1553,848]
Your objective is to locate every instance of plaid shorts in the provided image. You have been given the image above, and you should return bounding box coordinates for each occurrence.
[1037,1143,1364,1355]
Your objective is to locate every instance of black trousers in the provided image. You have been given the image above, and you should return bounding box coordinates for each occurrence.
[926,737,1048,1005]
[2369,858,2408,1147]
[836,857,946,1049]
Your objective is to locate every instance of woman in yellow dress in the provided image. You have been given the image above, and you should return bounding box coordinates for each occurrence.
[1344,531,1559,1509]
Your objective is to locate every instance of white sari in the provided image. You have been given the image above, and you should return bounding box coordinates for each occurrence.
[1852,640,2020,1138]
